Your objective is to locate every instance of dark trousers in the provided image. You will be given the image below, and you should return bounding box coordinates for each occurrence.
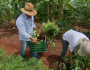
[60,40,68,62]
[60,40,75,62]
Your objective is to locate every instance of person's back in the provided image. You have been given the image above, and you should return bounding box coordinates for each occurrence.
[59,29,90,69]
[63,29,89,52]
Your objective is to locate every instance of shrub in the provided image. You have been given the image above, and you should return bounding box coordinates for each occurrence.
[57,20,75,39]
[0,45,53,70]
[62,54,90,70]
[41,21,59,39]
[38,21,59,47]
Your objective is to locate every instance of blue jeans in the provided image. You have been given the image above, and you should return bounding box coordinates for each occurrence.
[20,40,39,60]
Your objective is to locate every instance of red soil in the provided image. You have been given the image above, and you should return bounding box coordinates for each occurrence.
[0,22,70,70]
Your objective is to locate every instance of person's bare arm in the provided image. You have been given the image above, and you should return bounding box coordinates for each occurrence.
[69,49,73,64]
[30,37,37,44]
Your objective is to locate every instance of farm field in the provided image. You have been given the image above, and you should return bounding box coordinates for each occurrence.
[0,0,90,70]
[0,22,69,70]
[0,22,89,70]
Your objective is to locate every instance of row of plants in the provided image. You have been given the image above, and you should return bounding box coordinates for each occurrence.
[0,0,70,24]
[70,0,90,26]
[1,0,90,28]
[0,45,53,70]
[32,0,90,27]
[62,54,90,70]
[0,0,31,28]
[56,20,75,39]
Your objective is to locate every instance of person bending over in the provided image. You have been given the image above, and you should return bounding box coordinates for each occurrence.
[59,29,90,69]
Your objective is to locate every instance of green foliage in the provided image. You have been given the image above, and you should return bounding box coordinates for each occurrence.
[34,1,48,22]
[0,45,53,70]
[51,61,58,70]
[57,20,75,39]
[41,21,59,39]
[61,63,67,70]
[0,0,33,27]
[33,21,59,47]
[39,21,59,47]
[0,0,20,27]
[50,61,66,70]
[51,61,67,70]
[0,0,9,27]
[31,0,72,22]
[33,30,38,38]
[58,20,73,30]
[63,3,74,22]
[83,31,90,39]
[0,45,6,57]
[1,0,90,28]
[62,54,90,70]
[70,0,90,26]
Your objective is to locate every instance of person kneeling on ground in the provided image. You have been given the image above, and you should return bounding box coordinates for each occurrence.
[59,29,90,69]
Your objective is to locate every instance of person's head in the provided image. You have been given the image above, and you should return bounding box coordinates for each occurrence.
[76,38,90,57]
[20,3,37,18]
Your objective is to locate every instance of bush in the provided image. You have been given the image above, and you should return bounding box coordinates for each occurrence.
[38,21,59,47]
[57,20,75,39]
[41,21,59,39]
[0,45,53,70]
[62,54,90,70]
[71,0,90,27]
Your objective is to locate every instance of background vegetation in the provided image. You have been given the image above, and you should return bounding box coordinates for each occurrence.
[0,0,90,25]
[0,0,90,70]
[0,0,90,32]
[0,0,90,43]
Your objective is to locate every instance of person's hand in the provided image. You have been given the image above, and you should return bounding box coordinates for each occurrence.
[30,37,37,44]
[69,61,73,64]
[34,27,39,30]
[59,62,63,68]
